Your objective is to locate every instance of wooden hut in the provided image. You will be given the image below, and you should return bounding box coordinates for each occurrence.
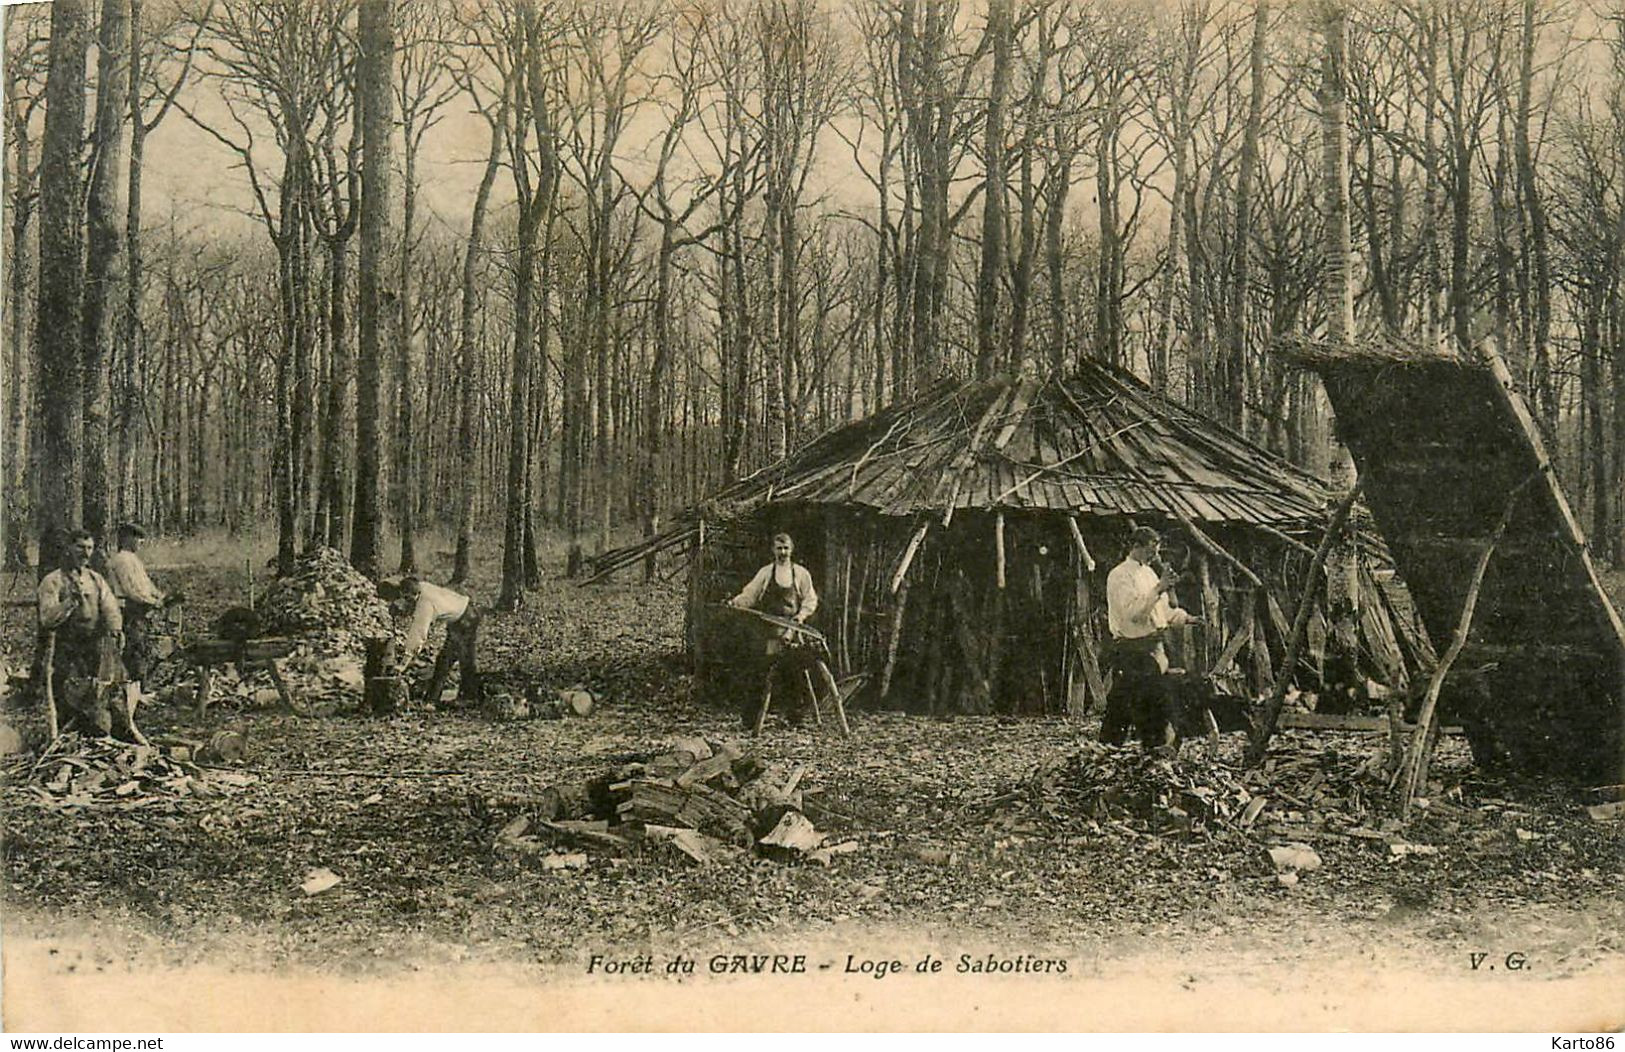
[594,362,1430,716]
[1281,334,1625,780]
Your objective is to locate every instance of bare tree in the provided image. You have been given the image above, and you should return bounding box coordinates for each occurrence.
[3,8,50,566]
[34,0,92,548]
[352,0,395,578]
[393,0,459,573]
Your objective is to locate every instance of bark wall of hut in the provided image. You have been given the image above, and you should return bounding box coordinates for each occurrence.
[684,505,1423,718]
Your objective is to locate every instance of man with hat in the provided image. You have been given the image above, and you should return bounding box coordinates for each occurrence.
[105,523,180,701]
[1102,525,1194,749]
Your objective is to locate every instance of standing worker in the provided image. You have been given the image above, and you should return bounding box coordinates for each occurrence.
[37,529,129,738]
[729,532,819,726]
[1102,526,1194,749]
[104,523,180,703]
[383,576,483,708]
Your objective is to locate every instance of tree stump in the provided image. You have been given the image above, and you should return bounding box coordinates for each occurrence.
[362,637,406,715]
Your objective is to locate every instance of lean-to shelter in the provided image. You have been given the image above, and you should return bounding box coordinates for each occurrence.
[1281,334,1625,780]
[593,361,1431,716]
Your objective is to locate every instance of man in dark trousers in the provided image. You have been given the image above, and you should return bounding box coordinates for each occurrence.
[729,532,819,727]
[1102,526,1194,749]
[383,576,483,708]
[37,529,130,737]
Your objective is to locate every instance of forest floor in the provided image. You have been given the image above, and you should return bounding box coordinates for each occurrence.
[0,534,1621,1031]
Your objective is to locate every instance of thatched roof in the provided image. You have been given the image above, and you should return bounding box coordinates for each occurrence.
[592,360,1348,579]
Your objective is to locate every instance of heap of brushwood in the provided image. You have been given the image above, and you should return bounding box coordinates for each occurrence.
[10,732,258,812]
[1017,736,1398,840]
[486,737,850,868]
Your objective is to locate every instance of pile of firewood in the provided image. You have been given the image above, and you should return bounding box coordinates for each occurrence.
[1017,737,1392,838]
[489,737,848,867]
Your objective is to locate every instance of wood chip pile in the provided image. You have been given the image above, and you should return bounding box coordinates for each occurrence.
[489,737,851,867]
[13,733,259,812]
[259,547,392,638]
[1020,739,1390,838]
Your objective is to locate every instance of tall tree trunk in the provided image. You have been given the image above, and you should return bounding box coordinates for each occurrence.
[453,95,507,586]
[6,81,35,566]
[1045,144,1072,369]
[81,0,131,557]
[322,238,354,553]
[1320,2,1359,655]
[975,0,1011,380]
[1513,0,1553,424]
[352,0,394,577]
[36,0,91,551]
[500,217,535,609]
[1227,0,1268,435]
[118,0,144,526]
[396,139,418,575]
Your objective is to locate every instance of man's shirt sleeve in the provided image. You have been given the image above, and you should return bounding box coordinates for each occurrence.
[401,596,436,663]
[37,574,74,629]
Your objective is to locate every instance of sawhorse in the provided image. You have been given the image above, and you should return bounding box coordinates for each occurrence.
[753,639,850,737]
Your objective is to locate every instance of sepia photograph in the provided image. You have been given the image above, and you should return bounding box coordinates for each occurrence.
[0,0,1621,1033]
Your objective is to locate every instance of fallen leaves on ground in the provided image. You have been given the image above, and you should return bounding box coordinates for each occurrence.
[0,549,1619,973]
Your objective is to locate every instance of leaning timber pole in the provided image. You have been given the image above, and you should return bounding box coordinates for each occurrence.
[1397,476,1535,816]
[1245,482,1363,767]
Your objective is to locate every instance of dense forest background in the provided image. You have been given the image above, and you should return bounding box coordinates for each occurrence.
[3,0,1623,609]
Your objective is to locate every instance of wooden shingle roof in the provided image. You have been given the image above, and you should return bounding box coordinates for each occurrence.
[717,362,1331,526]
[590,361,1345,579]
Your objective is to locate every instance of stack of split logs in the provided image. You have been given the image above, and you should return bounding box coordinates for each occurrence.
[492,737,844,867]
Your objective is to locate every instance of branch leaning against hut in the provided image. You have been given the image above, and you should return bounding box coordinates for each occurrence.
[1245,481,1366,768]
[1397,471,1539,816]
[994,418,1153,505]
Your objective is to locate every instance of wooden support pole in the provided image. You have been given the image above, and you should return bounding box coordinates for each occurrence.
[1208,584,1255,679]
[890,521,929,595]
[1177,514,1264,588]
[995,512,1006,589]
[879,579,910,700]
[1067,515,1096,571]
[42,630,58,742]
[1245,483,1364,767]
[1251,520,1319,559]
[1398,477,1533,816]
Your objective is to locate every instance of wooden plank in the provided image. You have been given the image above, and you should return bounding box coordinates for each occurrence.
[992,377,1038,451]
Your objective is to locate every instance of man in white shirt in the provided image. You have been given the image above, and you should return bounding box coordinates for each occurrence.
[1102,526,1193,748]
[384,576,482,708]
[104,523,178,694]
[729,532,819,727]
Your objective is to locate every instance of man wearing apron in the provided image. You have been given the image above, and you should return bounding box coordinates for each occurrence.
[730,533,819,725]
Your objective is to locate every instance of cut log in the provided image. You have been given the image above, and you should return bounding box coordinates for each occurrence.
[537,818,633,853]
[676,752,736,789]
[558,689,596,717]
[757,809,825,859]
[613,778,752,844]
[670,736,713,762]
[535,780,606,822]
[644,824,724,865]
[736,761,805,813]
